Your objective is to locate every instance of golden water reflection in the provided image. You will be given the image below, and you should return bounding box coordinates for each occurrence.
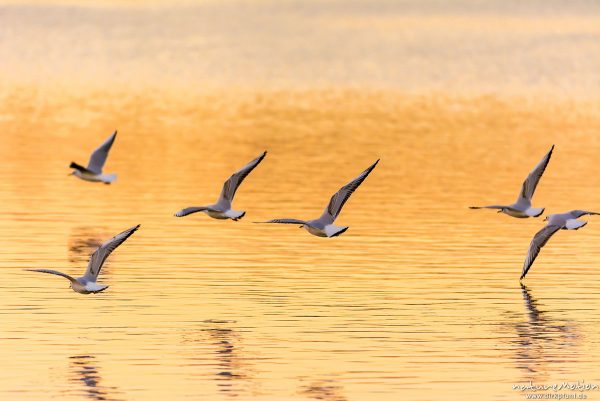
[0,86,599,400]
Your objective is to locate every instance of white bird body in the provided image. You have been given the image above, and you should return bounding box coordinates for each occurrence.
[520,210,599,280]
[71,280,110,294]
[203,208,246,220]
[25,225,139,294]
[70,131,118,185]
[258,159,379,238]
[470,145,554,218]
[303,223,349,238]
[73,171,117,184]
[175,152,266,221]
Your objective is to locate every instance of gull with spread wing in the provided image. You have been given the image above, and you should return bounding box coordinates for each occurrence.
[520,210,599,280]
[25,225,140,294]
[470,145,554,218]
[69,131,118,184]
[175,151,267,221]
[257,159,379,237]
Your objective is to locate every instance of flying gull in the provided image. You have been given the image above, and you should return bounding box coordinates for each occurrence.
[69,131,118,184]
[175,151,267,221]
[520,210,599,280]
[257,159,379,237]
[25,225,140,294]
[470,145,554,218]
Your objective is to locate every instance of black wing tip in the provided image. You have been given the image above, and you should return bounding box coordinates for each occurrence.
[361,159,380,175]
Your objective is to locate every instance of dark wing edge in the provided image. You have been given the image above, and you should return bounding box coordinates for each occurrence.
[520,224,561,280]
[174,207,212,217]
[519,144,554,201]
[87,131,117,174]
[219,151,267,203]
[324,159,379,221]
[25,269,78,284]
[257,218,307,225]
[84,224,140,280]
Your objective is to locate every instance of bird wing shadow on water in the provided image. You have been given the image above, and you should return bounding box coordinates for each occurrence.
[69,355,122,401]
[504,284,581,379]
[181,319,256,397]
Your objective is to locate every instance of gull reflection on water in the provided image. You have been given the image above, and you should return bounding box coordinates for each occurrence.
[511,284,580,378]
[300,379,347,401]
[206,322,249,395]
[68,227,103,264]
[69,355,121,401]
[181,319,255,397]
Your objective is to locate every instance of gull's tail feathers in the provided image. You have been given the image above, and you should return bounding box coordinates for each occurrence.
[525,207,545,217]
[225,210,246,221]
[325,225,349,237]
[565,219,587,230]
[102,174,117,184]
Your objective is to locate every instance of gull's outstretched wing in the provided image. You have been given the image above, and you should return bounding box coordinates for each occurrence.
[86,131,117,174]
[174,206,215,217]
[469,205,505,210]
[83,224,139,281]
[520,224,561,280]
[518,145,554,202]
[319,159,379,225]
[25,269,78,285]
[217,151,267,207]
[569,210,600,219]
[258,218,307,225]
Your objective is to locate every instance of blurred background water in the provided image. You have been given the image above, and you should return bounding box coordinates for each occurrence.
[0,1,599,400]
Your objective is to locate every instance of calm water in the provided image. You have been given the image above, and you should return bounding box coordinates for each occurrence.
[1,1,600,401]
